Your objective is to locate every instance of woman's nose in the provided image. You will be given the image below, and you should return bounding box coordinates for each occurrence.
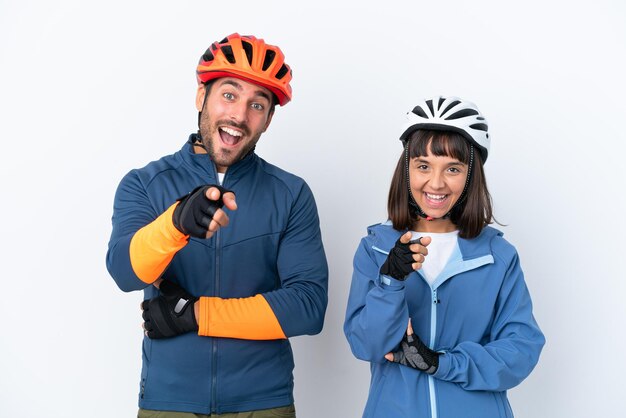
[428,171,445,189]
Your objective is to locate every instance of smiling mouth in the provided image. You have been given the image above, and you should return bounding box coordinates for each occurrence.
[219,126,243,146]
[423,192,449,207]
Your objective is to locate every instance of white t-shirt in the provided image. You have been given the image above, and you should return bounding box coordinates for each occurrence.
[411,230,459,286]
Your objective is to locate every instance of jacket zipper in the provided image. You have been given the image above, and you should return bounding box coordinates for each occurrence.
[211,228,221,413]
[210,167,223,414]
[428,288,439,418]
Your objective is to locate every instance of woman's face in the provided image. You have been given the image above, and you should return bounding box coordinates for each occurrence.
[409,146,469,220]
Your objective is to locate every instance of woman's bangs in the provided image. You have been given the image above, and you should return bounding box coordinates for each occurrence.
[409,130,470,164]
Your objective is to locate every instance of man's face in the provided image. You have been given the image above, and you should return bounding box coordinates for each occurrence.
[196,77,274,173]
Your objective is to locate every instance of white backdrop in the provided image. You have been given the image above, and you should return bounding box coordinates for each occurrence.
[1,1,625,417]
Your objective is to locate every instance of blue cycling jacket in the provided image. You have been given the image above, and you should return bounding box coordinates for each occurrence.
[106,137,328,414]
[344,222,544,418]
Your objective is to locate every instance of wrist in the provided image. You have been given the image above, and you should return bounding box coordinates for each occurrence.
[380,275,406,288]
[197,297,210,336]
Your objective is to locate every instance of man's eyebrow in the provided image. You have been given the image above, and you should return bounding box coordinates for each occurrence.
[254,90,271,102]
[219,79,271,102]
[219,79,243,90]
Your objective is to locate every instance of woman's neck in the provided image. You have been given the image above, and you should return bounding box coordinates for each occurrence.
[412,218,457,233]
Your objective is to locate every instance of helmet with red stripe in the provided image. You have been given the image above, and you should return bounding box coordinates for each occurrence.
[196,33,293,106]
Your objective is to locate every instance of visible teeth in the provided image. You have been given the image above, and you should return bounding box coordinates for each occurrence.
[221,127,242,137]
[426,193,446,200]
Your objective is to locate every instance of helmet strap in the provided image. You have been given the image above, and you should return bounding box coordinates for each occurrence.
[405,140,431,220]
[448,144,474,212]
[197,83,212,131]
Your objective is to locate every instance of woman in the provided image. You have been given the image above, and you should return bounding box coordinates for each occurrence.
[344,96,545,418]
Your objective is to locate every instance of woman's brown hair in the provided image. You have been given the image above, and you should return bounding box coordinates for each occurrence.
[387,129,493,239]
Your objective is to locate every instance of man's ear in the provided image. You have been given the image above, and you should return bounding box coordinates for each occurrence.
[195,85,206,112]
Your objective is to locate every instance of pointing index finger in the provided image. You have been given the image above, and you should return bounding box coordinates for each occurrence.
[222,192,237,211]
[399,231,413,244]
[409,236,430,255]
[205,186,222,201]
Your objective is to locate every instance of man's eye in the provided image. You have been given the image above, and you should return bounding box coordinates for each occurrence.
[251,103,264,111]
[223,92,235,100]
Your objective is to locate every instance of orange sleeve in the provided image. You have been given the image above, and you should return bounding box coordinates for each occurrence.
[198,295,287,340]
[129,203,189,284]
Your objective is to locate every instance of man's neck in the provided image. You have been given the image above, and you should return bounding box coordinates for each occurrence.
[192,142,228,174]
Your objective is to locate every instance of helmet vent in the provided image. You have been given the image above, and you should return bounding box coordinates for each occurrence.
[202,49,214,62]
[196,34,293,105]
[447,108,479,120]
[412,106,428,118]
[441,100,461,115]
[425,100,435,115]
[221,45,236,63]
[241,41,254,65]
[276,64,289,80]
[400,96,489,161]
[262,50,276,70]
[470,123,488,132]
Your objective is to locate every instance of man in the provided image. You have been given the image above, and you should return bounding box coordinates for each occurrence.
[106,33,328,418]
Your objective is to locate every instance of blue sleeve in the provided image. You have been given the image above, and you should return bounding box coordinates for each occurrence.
[343,237,411,363]
[105,170,156,292]
[434,252,546,391]
[262,182,329,337]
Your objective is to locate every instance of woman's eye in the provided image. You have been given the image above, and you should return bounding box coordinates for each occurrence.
[448,166,465,174]
[417,165,429,170]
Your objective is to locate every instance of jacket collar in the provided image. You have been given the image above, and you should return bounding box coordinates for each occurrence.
[369,222,500,287]
[369,221,502,261]
[179,134,258,182]
[458,227,502,260]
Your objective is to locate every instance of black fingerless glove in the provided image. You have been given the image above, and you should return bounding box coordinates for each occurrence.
[141,280,199,339]
[391,333,439,374]
[380,237,421,281]
[172,185,234,238]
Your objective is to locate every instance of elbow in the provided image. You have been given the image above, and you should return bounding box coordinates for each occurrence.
[344,328,389,363]
[114,278,145,293]
[347,342,387,363]
[303,286,328,336]
[304,300,327,336]
[285,294,327,337]
[307,322,324,336]
[106,250,149,293]
[106,257,147,293]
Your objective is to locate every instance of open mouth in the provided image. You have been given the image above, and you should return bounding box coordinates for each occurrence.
[423,192,449,208]
[219,126,243,147]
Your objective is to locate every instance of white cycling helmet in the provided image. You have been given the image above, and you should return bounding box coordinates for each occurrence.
[399,96,490,162]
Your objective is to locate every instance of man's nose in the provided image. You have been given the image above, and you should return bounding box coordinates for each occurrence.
[229,101,248,123]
